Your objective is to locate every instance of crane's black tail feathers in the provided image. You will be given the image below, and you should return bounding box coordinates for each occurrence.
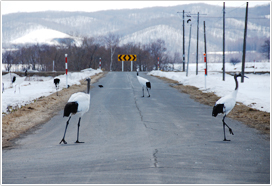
[54,78,60,88]
[12,76,16,83]
[63,102,78,117]
[212,104,224,117]
[146,82,151,89]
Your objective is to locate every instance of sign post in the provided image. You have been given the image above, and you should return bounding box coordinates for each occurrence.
[99,58,101,69]
[122,61,124,72]
[118,54,137,71]
[158,57,160,70]
[65,54,68,88]
[204,53,207,89]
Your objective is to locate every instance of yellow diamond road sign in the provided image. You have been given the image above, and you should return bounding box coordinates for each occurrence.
[118,54,137,61]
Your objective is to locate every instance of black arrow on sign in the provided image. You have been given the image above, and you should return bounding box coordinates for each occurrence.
[118,55,122,61]
[131,55,136,61]
[128,55,132,61]
[122,55,126,61]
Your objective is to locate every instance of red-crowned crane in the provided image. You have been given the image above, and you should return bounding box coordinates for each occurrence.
[60,78,91,144]
[12,75,25,93]
[136,71,151,97]
[54,78,60,96]
[212,73,248,141]
[11,76,16,93]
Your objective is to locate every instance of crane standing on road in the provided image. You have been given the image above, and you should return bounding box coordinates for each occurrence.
[136,71,151,97]
[212,73,248,141]
[60,78,91,144]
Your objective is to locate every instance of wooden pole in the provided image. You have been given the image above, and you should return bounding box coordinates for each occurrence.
[241,2,248,83]
[223,2,226,81]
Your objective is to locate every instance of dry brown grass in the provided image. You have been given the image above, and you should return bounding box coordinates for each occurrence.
[2,72,106,148]
[155,76,270,136]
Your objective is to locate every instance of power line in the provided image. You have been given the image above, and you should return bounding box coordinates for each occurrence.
[226,2,247,14]
[199,16,268,19]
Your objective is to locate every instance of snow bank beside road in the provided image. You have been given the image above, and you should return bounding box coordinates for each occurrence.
[148,70,270,113]
[2,68,102,114]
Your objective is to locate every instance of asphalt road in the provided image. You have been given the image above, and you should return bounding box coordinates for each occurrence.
[2,71,270,184]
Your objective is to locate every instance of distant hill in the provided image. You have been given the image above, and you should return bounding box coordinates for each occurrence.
[2,3,270,61]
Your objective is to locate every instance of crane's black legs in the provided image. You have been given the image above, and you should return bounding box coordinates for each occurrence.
[56,87,58,96]
[142,87,150,97]
[222,115,234,141]
[60,116,71,144]
[75,117,84,143]
[146,87,150,97]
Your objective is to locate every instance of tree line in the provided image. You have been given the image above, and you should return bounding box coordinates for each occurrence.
[2,33,269,73]
[2,33,180,72]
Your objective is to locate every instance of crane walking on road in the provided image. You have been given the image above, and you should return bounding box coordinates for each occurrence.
[137,71,151,97]
[60,78,91,144]
[212,73,248,141]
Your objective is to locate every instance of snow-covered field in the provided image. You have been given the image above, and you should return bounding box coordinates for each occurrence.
[2,68,102,114]
[149,62,270,113]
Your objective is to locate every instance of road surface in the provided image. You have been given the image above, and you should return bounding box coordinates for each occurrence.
[2,72,270,184]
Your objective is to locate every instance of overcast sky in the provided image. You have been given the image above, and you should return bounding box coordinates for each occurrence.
[1,1,270,15]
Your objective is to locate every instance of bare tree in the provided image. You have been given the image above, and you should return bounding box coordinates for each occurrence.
[82,37,100,69]
[148,39,167,69]
[102,33,120,71]
[2,51,14,71]
[261,39,270,60]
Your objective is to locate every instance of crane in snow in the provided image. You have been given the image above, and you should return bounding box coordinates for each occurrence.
[136,71,151,97]
[212,73,248,141]
[60,78,91,144]
[12,75,26,93]
[54,78,60,96]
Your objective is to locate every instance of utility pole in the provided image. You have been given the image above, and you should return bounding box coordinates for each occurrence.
[183,10,185,71]
[188,12,206,75]
[241,2,248,83]
[196,12,199,75]
[223,2,226,81]
[177,10,191,72]
[186,23,192,77]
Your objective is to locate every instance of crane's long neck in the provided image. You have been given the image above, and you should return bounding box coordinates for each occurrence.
[87,80,90,94]
[234,75,238,90]
[232,75,239,99]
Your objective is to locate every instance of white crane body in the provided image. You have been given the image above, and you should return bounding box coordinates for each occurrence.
[60,78,91,144]
[214,89,238,116]
[67,92,90,116]
[136,72,151,97]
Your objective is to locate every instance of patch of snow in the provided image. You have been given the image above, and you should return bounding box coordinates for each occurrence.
[2,68,102,114]
[10,28,82,46]
[148,62,270,113]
